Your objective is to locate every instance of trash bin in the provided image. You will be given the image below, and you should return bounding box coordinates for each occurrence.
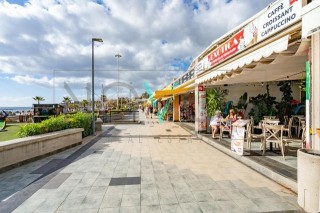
[298,149,320,213]
[95,118,103,131]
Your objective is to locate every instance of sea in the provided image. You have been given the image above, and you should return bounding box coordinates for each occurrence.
[0,107,33,114]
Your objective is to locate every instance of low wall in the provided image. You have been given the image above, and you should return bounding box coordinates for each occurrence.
[0,128,84,171]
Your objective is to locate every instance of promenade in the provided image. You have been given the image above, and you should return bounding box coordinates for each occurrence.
[0,112,303,212]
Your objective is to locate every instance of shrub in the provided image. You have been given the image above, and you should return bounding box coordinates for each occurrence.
[19,123,46,137]
[18,112,92,138]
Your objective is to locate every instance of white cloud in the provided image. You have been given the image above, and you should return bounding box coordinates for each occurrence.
[0,0,274,99]
[0,96,33,107]
[11,75,52,87]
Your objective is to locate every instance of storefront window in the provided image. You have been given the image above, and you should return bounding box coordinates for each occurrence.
[179,93,195,122]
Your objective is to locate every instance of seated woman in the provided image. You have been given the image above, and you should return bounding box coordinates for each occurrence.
[210,110,223,138]
[222,109,237,131]
[226,109,237,122]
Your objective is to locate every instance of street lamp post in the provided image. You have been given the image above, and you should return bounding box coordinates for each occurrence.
[92,38,103,135]
[115,53,122,110]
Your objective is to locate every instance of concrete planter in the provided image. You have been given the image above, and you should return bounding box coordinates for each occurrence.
[298,149,320,213]
[0,128,84,171]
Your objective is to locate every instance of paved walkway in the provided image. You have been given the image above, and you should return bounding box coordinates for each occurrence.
[0,113,303,212]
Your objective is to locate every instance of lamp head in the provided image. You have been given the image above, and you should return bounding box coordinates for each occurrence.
[115,53,122,58]
[92,38,103,42]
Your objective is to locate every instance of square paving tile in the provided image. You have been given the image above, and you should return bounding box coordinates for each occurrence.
[198,201,222,213]
[119,206,140,213]
[208,189,230,201]
[175,191,196,203]
[179,202,202,213]
[123,185,140,195]
[120,194,140,207]
[109,177,141,186]
[141,205,161,213]
[98,208,120,213]
[192,190,213,202]
[158,192,179,205]
[160,204,182,213]
[216,200,244,213]
[141,192,159,206]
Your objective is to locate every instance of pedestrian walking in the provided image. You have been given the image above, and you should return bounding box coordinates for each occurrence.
[145,106,149,118]
[150,106,153,118]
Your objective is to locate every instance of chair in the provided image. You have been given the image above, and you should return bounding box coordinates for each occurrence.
[291,116,300,136]
[283,117,294,138]
[298,118,306,137]
[250,116,261,132]
[263,124,285,159]
[219,119,232,141]
[283,115,289,126]
[246,121,265,151]
[284,121,306,149]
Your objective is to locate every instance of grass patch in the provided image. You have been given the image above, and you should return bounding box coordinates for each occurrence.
[0,124,22,142]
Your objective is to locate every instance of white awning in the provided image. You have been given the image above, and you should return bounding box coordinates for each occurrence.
[196,35,290,84]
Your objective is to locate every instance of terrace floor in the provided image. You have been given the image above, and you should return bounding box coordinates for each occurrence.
[0,113,303,212]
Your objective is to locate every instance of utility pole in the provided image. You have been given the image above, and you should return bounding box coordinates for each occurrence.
[115,53,122,110]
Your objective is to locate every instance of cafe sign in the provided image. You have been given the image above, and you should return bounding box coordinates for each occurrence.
[205,0,301,70]
[257,0,301,41]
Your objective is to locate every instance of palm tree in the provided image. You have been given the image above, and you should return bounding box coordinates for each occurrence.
[33,96,45,104]
[81,99,89,107]
[62,97,72,111]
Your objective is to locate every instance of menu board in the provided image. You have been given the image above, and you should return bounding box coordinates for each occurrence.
[231,120,250,155]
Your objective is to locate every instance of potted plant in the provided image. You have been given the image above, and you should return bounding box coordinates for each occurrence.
[248,85,276,125]
[234,92,248,118]
[206,87,228,133]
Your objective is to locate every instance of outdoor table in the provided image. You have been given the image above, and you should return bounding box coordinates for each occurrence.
[259,120,280,151]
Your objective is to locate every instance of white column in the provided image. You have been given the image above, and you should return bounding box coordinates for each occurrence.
[311,32,320,150]
[195,84,199,132]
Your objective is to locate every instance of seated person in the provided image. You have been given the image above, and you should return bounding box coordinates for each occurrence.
[225,109,237,122]
[222,109,237,131]
[209,110,223,138]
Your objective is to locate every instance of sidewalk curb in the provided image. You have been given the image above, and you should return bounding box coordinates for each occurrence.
[178,123,297,193]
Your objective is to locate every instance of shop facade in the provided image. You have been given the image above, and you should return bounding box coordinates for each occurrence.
[301,0,320,150]
[191,0,311,137]
[153,69,195,122]
[153,0,319,211]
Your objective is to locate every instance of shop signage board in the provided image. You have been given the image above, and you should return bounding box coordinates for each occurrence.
[198,91,207,131]
[207,30,245,68]
[302,0,320,38]
[257,0,302,41]
[231,120,250,155]
[204,0,301,70]
[195,60,204,75]
[172,70,195,89]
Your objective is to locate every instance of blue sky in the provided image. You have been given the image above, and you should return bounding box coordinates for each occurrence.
[0,0,274,107]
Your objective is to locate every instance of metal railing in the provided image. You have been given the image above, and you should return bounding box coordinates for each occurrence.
[99,110,140,123]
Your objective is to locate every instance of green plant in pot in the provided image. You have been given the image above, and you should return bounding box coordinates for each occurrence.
[248,85,276,124]
[206,87,228,132]
[275,81,293,123]
[234,92,248,118]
